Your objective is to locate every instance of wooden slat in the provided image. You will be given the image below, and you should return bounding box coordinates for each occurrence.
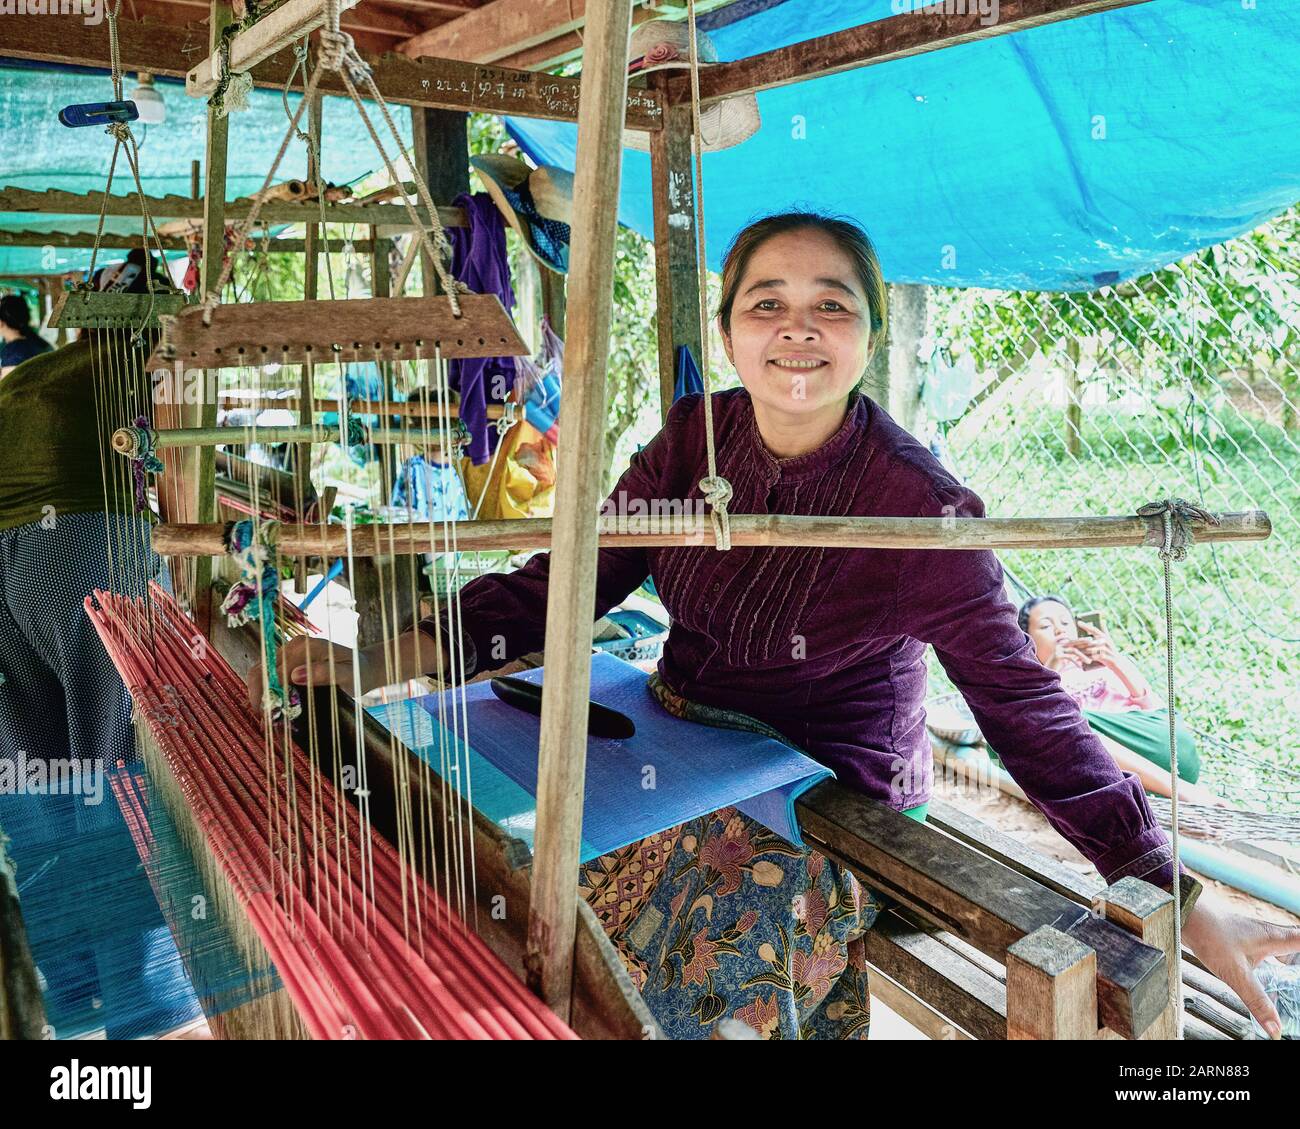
[795,782,1166,1038]
[0,188,465,229]
[0,18,663,130]
[147,294,528,368]
[867,967,974,1040]
[928,797,1253,1024]
[667,0,1154,104]
[862,909,1005,1040]
[186,0,363,97]
[525,0,635,1023]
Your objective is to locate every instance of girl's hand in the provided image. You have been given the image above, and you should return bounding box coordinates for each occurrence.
[246,635,374,714]
[1183,897,1300,1039]
[1073,620,1122,668]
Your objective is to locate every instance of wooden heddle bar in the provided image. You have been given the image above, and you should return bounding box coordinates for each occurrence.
[149,509,1270,557]
[147,295,528,369]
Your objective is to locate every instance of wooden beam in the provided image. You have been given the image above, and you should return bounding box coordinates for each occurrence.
[398,0,591,64]
[667,0,1154,104]
[294,90,325,591]
[0,17,663,129]
[1101,877,1180,1039]
[0,189,466,230]
[404,0,741,68]
[647,70,702,423]
[862,909,1005,1040]
[187,0,363,98]
[795,783,1167,1038]
[191,0,236,631]
[409,107,469,296]
[525,0,634,1023]
[1005,925,1100,1040]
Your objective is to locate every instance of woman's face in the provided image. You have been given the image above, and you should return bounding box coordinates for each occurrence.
[720,228,873,420]
[1025,601,1077,665]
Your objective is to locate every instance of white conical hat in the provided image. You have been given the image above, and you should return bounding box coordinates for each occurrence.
[623,19,760,153]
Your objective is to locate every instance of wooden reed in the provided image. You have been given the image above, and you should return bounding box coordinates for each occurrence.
[149,509,1271,558]
[148,295,528,369]
[49,288,191,329]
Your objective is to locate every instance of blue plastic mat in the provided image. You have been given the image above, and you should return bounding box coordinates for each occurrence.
[368,652,832,861]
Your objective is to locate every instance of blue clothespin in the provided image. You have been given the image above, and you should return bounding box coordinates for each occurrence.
[59,101,139,128]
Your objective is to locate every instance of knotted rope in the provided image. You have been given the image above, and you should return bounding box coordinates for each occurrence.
[128,416,163,514]
[222,519,300,722]
[687,0,732,551]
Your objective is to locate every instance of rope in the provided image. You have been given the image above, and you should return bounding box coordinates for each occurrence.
[686,0,732,551]
[87,0,170,333]
[1138,497,1217,1041]
[195,3,468,332]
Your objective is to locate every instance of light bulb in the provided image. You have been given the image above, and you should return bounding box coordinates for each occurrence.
[129,73,165,125]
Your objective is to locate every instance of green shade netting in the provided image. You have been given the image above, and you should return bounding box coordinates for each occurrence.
[0,63,412,276]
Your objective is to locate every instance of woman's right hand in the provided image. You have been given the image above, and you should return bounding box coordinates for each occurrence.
[246,636,375,714]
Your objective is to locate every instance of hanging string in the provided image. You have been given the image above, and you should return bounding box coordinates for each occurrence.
[685,0,733,551]
[198,2,469,328]
[1138,496,1219,1041]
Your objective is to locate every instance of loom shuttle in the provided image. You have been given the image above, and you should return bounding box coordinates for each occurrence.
[489,675,636,740]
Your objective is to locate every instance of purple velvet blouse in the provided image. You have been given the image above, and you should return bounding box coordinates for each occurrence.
[421,388,1182,889]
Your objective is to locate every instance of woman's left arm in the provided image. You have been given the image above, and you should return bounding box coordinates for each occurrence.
[901,482,1300,1035]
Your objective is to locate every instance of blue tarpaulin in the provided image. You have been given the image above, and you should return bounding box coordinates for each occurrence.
[506,0,1300,291]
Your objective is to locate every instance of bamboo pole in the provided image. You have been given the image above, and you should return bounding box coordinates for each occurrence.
[148,509,1271,558]
[113,424,455,454]
[523,0,634,1022]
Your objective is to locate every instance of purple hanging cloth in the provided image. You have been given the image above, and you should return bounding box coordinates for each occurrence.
[447,191,518,465]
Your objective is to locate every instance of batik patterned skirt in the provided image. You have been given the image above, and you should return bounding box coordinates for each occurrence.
[577,673,888,1040]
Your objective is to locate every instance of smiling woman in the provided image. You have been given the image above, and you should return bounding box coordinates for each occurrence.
[717,214,887,458]
[257,211,1299,1040]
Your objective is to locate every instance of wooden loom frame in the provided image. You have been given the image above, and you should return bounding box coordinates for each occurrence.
[6,0,1260,1041]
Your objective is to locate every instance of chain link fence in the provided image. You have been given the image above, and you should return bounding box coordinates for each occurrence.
[926,208,1300,809]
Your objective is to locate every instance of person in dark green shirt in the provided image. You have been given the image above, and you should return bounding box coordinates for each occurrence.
[0,255,166,768]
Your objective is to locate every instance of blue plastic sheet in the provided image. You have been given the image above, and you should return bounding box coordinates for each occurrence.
[507,0,1300,291]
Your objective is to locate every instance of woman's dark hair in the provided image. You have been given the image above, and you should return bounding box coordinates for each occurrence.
[0,294,36,335]
[716,212,888,362]
[92,248,167,295]
[1017,594,1073,635]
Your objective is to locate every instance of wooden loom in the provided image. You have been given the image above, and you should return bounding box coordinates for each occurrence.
[4,0,1272,1042]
